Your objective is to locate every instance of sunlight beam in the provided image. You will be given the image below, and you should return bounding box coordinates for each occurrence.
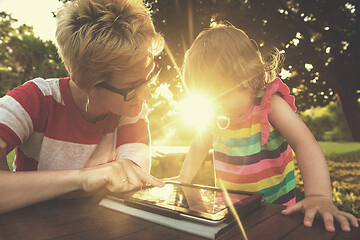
[178,95,213,131]
[164,43,188,95]
[164,44,182,79]
[152,129,176,146]
[218,179,248,240]
[188,0,194,42]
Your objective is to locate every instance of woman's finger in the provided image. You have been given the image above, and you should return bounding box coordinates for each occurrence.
[121,160,142,191]
[132,164,165,187]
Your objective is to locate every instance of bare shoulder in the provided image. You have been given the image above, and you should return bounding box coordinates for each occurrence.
[270,93,288,105]
[268,94,294,129]
[269,94,295,117]
[269,94,316,148]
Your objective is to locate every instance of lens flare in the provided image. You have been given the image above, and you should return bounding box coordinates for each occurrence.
[178,95,213,130]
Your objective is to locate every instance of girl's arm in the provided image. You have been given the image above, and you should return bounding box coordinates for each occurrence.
[177,129,213,184]
[269,95,332,198]
[268,95,358,232]
[0,138,164,214]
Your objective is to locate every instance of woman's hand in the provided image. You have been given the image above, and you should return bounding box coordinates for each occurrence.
[81,159,165,193]
[163,175,192,184]
[282,196,359,232]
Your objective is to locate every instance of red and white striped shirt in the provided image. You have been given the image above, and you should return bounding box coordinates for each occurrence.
[0,77,151,172]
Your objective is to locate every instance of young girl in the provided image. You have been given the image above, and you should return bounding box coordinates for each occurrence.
[175,24,358,232]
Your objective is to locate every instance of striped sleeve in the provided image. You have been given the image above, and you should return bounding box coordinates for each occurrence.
[0,78,49,154]
[116,104,151,173]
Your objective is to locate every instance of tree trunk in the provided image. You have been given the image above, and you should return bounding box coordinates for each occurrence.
[315,61,360,142]
[336,86,360,142]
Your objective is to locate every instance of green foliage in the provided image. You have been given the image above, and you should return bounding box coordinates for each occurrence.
[0,11,68,97]
[6,149,15,171]
[280,143,360,218]
[299,102,353,141]
[295,140,360,217]
[294,157,360,218]
[148,0,360,141]
[332,181,360,218]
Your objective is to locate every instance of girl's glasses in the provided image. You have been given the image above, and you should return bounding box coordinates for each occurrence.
[97,64,162,102]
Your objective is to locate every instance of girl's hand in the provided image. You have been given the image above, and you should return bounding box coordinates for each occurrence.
[80,159,165,192]
[281,196,359,232]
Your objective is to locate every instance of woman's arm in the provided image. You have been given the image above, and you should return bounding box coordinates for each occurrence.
[178,129,213,183]
[268,95,358,231]
[0,138,164,214]
[0,168,82,213]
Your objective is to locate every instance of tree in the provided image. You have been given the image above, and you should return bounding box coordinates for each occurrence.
[149,0,360,141]
[0,11,67,96]
[273,0,360,142]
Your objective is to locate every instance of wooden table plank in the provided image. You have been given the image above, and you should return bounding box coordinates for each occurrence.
[281,219,339,240]
[244,211,302,239]
[208,203,296,240]
[242,203,284,228]
[0,196,359,240]
[332,225,360,240]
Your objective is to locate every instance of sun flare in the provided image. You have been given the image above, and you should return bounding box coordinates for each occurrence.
[178,95,213,130]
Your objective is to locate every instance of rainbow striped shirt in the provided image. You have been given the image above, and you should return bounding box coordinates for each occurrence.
[213,78,296,206]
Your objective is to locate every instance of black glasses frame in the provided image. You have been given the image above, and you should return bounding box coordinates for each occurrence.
[97,64,162,101]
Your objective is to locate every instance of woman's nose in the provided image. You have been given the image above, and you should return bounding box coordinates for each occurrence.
[138,84,152,101]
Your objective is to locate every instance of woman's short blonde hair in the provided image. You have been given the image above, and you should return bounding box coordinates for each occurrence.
[182,24,281,96]
[56,0,164,89]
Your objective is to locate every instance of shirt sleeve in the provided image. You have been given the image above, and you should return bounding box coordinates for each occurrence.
[115,104,151,173]
[259,78,296,146]
[0,79,47,154]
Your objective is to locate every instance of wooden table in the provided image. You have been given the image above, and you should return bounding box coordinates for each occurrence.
[0,193,359,240]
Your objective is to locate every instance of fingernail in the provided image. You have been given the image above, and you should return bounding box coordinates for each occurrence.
[328,226,335,232]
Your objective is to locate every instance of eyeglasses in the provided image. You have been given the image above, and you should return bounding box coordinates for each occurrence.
[97,63,162,102]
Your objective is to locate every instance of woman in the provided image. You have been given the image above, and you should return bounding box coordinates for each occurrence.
[0,0,165,213]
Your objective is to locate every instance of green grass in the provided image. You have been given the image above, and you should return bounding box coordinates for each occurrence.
[319,141,360,153]
[294,158,360,218]
[294,141,360,218]
[318,141,360,161]
[6,150,15,171]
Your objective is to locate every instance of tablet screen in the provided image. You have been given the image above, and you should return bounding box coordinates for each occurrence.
[114,182,258,222]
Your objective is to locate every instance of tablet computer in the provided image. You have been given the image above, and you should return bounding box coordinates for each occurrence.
[107,181,264,225]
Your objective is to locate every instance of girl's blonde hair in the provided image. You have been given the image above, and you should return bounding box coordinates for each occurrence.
[56,0,164,89]
[183,24,282,95]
